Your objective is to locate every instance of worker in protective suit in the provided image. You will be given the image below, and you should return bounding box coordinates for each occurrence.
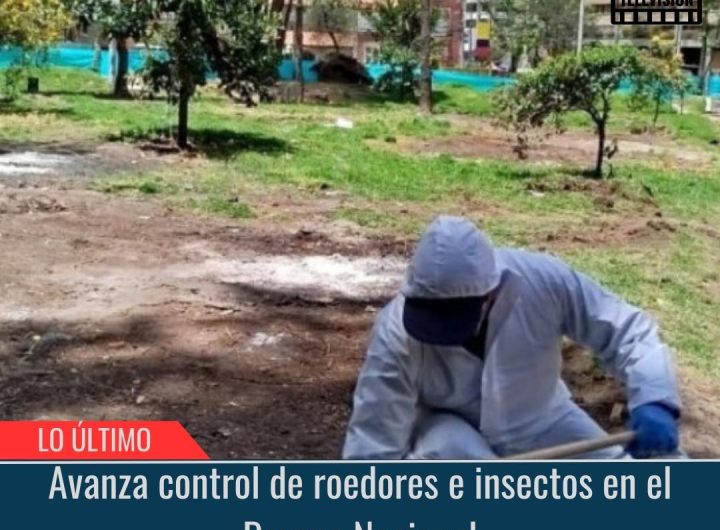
[343,215,681,459]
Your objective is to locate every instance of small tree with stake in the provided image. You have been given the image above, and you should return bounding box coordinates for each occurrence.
[496,46,644,178]
[141,0,279,149]
[0,0,70,97]
[632,36,692,130]
[363,0,438,102]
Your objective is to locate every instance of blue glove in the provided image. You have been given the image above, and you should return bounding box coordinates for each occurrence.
[628,403,679,458]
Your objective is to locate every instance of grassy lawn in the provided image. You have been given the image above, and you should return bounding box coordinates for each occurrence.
[2,67,720,377]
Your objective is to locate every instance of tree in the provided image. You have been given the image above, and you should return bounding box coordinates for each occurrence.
[363,0,437,101]
[418,0,432,112]
[482,0,592,69]
[0,0,70,47]
[141,0,279,149]
[64,0,160,96]
[496,46,644,178]
[308,0,356,53]
[0,0,70,95]
[270,0,290,52]
[294,0,305,102]
[633,36,692,128]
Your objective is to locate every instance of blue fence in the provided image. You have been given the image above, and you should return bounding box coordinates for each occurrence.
[0,45,319,83]
[2,44,720,96]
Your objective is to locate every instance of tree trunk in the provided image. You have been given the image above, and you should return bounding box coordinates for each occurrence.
[92,38,102,73]
[113,37,130,97]
[653,96,661,128]
[594,119,606,178]
[699,17,710,94]
[273,0,290,52]
[419,0,433,113]
[322,11,341,53]
[328,30,340,53]
[294,0,305,103]
[177,88,190,149]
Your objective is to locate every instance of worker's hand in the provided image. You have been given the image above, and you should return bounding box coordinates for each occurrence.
[628,403,679,458]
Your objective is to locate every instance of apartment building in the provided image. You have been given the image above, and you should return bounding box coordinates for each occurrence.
[459,0,719,73]
[461,1,492,61]
[584,0,719,73]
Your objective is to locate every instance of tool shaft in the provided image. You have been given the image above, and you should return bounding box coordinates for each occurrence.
[505,431,635,460]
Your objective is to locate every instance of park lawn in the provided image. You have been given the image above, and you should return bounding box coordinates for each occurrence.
[435,83,719,147]
[2,67,720,377]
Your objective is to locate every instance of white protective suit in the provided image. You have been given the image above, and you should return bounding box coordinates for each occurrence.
[343,216,681,459]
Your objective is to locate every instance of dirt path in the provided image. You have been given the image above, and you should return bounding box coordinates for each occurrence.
[1,144,719,458]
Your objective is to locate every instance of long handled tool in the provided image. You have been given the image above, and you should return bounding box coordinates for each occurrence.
[504,430,636,460]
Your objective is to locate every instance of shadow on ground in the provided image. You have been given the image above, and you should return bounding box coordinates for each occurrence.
[0,140,96,156]
[0,99,77,118]
[112,127,293,160]
[0,298,365,459]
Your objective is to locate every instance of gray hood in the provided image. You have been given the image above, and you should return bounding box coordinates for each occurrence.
[401,215,501,299]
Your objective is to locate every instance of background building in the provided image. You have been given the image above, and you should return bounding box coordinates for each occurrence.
[579,0,720,74]
[283,0,465,67]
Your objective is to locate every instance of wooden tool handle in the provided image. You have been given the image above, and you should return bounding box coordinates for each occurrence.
[504,431,636,460]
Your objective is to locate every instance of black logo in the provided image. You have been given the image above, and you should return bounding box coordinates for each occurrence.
[611,0,702,25]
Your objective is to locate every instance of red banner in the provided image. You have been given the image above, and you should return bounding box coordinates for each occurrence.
[0,421,209,460]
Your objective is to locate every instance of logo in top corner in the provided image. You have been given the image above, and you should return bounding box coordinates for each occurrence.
[611,0,702,25]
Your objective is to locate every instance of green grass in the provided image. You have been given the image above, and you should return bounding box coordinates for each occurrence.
[433,84,494,116]
[189,196,254,219]
[565,230,720,375]
[98,177,168,195]
[2,67,720,375]
[335,207,423,235]
[562,94,719,146]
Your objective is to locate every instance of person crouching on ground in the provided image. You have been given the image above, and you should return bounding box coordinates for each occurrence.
[343,215,681,459]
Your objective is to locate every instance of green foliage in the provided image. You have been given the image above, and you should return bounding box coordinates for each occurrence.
[373,45,421,100]
[365,0,425,47]
[306,0,356,51]
[482,0,590,66]
[0,0,70,47]
[631,36,694,128]
[496,46,645,177]
[123,0,278,147]
[1,0,70,98]
[198,0,280,104]
[64,1,162,96]
[64,0,158,41]
[363,0,438,101]
[140,1,279,103]
[497,46,641,128]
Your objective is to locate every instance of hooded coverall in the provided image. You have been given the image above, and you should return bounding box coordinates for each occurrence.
[343,216,681,459]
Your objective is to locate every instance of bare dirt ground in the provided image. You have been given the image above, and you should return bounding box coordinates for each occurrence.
[1,141,719,459]
[393,120,716,170]
[0,175,411,458]
[0,141,182,187]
